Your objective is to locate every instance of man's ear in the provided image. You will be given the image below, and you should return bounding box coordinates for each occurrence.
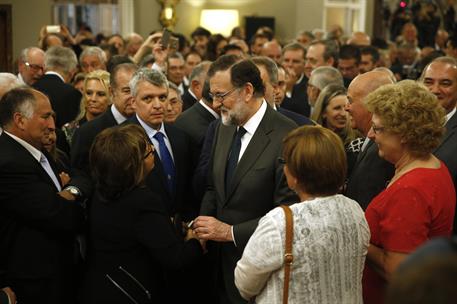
[13,112,26,130]
[242,82,255,102]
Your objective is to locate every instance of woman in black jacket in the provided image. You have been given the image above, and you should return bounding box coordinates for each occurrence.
[80,124,204,304]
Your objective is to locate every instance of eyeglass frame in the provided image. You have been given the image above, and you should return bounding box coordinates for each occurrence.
[143,144,155,159]
[25,62,44,71]
[209,87,239,103]
[371,124,385,135]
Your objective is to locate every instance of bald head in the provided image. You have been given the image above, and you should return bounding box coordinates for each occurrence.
[346,71,394,135]
[347,32,371,46]
[261,41,282,64]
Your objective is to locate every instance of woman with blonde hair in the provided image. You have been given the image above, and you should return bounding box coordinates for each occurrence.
[362,80,455,304]
[63,70,111,143]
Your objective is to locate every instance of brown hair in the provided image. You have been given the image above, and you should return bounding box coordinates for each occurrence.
[90,124,149,202]
[282,126,347,196]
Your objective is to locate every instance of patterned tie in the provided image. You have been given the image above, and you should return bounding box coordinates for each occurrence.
[154,132,176,192]
[40,153,62,191]
[225,127,247,193]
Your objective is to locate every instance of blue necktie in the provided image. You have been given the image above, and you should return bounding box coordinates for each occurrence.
[225,127,247,193]
[154,132,176,192]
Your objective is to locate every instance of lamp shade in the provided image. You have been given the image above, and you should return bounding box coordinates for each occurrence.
[200,9,239,37]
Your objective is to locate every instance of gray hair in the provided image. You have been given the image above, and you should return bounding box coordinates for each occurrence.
[189,61,211,82]
[129,68,169,97]
[252,56,278,85]
[0,73,22,99]
[167,82,183,102]
[79,46,107,65]
[309,66,343,90]
[0,87,37,128]
[19,47,44,63]
[44,46,78,74]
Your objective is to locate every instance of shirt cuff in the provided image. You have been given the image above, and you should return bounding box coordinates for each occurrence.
[231,225,237,247]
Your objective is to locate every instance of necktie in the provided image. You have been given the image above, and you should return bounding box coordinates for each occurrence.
[40,153,62,191]
[225,127,247,193]
[154,132,176,192]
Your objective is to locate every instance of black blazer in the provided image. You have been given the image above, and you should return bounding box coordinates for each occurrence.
[200,105,298,303]
[280,74,310,117]
[345,139,395,210]
[278,106,314,126]
[0,133,84,301]
[127,117,197,220]
[181,89,198,111]
[174,101,217,152]
[70,108,119,197]
[434,113,457,234]
[80,187,203,304]
[33,74,82,128]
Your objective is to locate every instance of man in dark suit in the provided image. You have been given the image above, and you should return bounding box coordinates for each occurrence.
[167,52,188,95]
[344,70,395,210]
[33,46,81,128]
[71,63,138,173]
[0,88,84,304]
[280,42,310,116]
[181,61,211,111]
[421,56,457,233]
[252,56,314,126]
[193,58,298,303]
[128,68,196,219]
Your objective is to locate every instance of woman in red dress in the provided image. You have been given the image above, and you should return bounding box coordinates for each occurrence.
[362,80,456,304]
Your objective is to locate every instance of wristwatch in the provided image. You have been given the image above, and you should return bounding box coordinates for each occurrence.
[64,186,82,197]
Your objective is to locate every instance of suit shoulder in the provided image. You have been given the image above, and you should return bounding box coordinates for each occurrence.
[269,108,297,130]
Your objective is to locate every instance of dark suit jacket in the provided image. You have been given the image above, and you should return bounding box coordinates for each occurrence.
[181,89,198,111]
[345,139,395,210]
[174,101,217,152]
[0,132,84,303]
[434,113,457,234]
[200,105,298,303]
[278,106,314,126]
[33,74,82,128]
[80,187,203,304]
[127,117,197,220]
[70,108,119,197]
[280,74,310,117]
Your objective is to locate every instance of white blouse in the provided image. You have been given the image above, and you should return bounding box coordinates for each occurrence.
[235,194,370,304]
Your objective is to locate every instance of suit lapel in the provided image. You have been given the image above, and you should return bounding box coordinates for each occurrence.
[214,124,236,199]
[225,107,274,202]
[438,113,457,151]
[355,139,373,166]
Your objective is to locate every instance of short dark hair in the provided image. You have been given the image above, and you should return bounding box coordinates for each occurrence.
[252,56,278,85]
[282,42,306,59]
[201,79,212,103]
[361,46,380,63]
[106,55,134,74]
[207,54,242,78]
[90,124,149,202]
[282,126,347,196]
[339,44,361,64]
[191,27,211,39]
[249,33,269,46]
[110,63,138,89]
[0,87,37,128]
[230,59,265,98]
[220,44,244,56]
[309,40,339,62]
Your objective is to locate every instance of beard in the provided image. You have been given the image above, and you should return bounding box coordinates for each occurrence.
[220,100,248,126]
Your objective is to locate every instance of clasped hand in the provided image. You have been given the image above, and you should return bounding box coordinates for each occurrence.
[191,216,233,242]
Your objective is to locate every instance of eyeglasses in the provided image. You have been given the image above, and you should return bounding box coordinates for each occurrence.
[371,124,385,134]
[25,62,44,71]
[144,145,155,159]
[209,87,238,102]
[278,157,286,164]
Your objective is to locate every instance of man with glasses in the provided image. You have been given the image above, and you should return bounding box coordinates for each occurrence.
[17,47,45,86]
[192,56,297,304]
[344,70,395,210]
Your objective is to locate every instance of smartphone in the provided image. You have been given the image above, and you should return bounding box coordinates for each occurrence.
[169,37,179,51]
[161,29,172,49]
[46,25,61,34]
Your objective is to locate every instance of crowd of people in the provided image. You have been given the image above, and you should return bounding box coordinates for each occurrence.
[1,4,457,303]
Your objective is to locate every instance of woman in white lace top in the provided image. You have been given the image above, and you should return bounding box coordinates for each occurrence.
[235,126,370,303]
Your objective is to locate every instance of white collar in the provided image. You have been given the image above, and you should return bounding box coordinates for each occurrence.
[446,107,456,123]
[4,130,42,162]
[136,114,166,139]
[295,73,304,85]
[45,71,65,82]
[111,104,128,125]
[241,100,267,136]
[199,99,219,119]
[188,88,197,100]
